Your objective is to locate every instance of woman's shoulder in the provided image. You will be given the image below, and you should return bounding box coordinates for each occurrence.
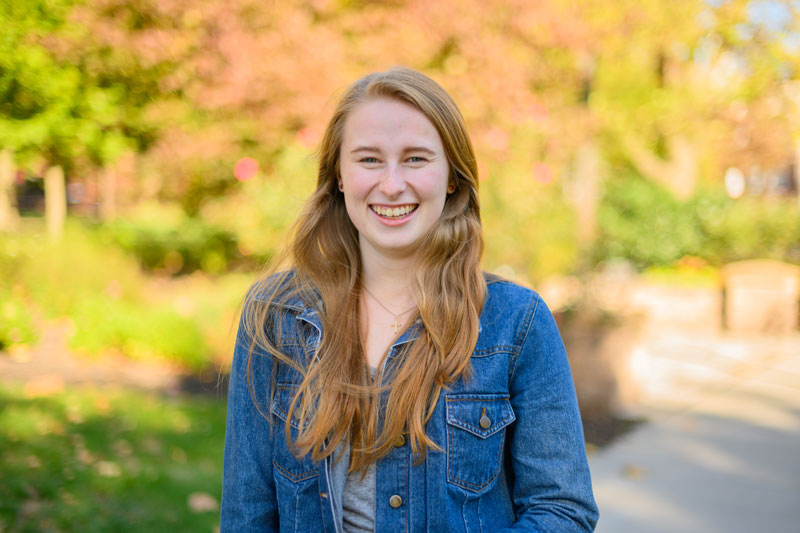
[483,272,540,309]
[480,272,566,344]
[245,268,319,309]
[477,272,545,345]
[246,269,298,304]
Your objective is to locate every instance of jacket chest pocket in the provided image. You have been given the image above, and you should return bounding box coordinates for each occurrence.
[445,393,515,493]
[270,384,319,483]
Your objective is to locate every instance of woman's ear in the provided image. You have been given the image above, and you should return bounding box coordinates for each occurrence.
[338,181,344,192]
[447,182,456,194]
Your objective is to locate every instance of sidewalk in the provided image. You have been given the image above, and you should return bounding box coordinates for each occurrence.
[588,329,800,533]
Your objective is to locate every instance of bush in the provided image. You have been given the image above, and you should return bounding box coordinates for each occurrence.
[0,222,213,369]
[198,142,316,260]
[68,296,209,369]
[0,287,37,350]
[102,208,242,276]
[596,171,800,269]
[0,235,38,350]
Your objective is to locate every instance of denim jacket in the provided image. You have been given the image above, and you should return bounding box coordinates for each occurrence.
[221,275,598,532]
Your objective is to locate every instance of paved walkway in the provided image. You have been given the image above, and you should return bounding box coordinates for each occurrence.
[588,328,800,533]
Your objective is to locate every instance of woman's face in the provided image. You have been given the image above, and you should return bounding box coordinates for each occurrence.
[339,97,450,263]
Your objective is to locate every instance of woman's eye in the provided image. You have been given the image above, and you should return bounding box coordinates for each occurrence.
[359,157,380,163]
[407,156,427,163]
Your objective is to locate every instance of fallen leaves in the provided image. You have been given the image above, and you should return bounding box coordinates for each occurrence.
[187,491,219,513]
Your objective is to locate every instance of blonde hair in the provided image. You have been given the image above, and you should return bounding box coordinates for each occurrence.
[242,66,485,472]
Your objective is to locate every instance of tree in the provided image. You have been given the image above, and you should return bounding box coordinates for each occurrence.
[0,0,179,218]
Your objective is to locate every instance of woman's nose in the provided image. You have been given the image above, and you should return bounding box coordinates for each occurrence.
[378,165,407,196]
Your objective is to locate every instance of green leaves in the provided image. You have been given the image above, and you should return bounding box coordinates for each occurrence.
[596,171,800,269]
[0,0,165,168]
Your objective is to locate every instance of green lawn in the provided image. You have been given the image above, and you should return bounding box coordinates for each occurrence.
[0,384,227,532]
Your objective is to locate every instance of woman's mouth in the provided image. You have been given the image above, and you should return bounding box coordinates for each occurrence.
[369,204,418,219]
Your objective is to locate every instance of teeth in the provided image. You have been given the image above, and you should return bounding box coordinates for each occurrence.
[372,205,416,218]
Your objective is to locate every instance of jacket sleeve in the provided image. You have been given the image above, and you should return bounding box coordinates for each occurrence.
[220,308,279,532]
[499,293,599,532]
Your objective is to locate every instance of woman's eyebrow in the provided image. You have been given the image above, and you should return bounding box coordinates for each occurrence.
[403,147,436,155]
[350,146,381,154]
[349,146,437,155]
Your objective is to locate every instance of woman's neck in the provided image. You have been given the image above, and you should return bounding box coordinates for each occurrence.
[359,247,416,310]
[359,248,418,367]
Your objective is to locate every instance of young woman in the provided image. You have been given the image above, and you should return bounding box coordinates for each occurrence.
[221,67,598,532]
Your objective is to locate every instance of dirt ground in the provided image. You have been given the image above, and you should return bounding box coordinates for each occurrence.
[0,321,224,397]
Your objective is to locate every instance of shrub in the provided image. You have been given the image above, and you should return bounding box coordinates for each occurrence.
[0,236,38,349]
[0,287,37,350]
[596,171,800,269]
[102,211,242,276]
[0,222,213,369]
[68,296,209,370]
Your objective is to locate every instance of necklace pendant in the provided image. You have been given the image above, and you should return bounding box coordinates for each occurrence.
[392,316,399,334]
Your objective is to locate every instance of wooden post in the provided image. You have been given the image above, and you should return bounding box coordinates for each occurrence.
[0,149,19,231]
[45,165,66,240]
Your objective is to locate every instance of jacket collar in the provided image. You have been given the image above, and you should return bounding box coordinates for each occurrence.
[263,269,494,350]
[276,292,422,350]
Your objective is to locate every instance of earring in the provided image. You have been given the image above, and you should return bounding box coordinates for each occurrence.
[338,182,344,192]
[447,183,456,194]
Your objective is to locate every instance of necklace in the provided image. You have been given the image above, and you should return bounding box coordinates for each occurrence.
[362,285,417,334]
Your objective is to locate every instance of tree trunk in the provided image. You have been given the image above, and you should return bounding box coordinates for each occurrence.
[623,135,698,200]
[45,165,66,240]
[571,141,603,245]
[0,149,19,231]
[100,164,117,220]
[795,138,800,206]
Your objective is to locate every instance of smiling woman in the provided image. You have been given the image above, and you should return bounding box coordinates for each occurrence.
[339,97,450,267]
[220,67,598,532]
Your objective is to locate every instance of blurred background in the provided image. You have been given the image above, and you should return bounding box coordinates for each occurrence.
[1,0,798,531]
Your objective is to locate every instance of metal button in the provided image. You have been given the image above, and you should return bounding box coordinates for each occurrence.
[479,406,491,429]
[389,495,403,508]
[394,434,405,447]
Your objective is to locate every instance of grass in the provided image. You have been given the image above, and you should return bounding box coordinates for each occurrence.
[0,383,227,532]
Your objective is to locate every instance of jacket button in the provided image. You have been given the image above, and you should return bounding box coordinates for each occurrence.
[394,434,405,447]
[479,411,491,429]
[389,495,403,508]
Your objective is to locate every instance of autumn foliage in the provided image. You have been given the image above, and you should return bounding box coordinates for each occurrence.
[1,0,799,278]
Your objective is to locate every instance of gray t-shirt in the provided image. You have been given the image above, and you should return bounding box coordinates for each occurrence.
[330,366,378,532]
[342,459,376,532]
[331,433,378,533]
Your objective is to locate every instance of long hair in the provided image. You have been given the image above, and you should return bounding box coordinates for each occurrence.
[241,66,485,472]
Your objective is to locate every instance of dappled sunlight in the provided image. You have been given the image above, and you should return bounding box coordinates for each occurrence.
[1,0,799,530]
[593,479,708,532]
[627,330,800,433]
[591,406,800,532]
[0,383,226,531]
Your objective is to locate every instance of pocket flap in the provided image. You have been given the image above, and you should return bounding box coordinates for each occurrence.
[445,393,515,439]
[270,384,307,430]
